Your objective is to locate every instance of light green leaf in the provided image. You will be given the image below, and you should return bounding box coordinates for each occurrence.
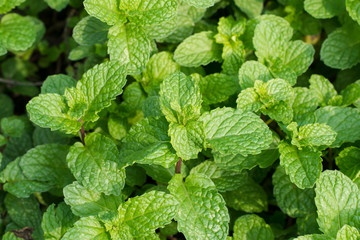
[292,87,320,121]
[174,31,222,67]
[120,116,177,168]
[0,43,7,55]
[41,203,79,240]
[75,60,127,122]
[26,93,82,135]
[304,0,345,18]
[234,0,264,18]
[291,123,337,148]
[221,41,245,75]
[233,214,274,240]
[0,0,25,14]
[182,0,216,8]
[213,134,279,171]
[44,0,69,11]
[335,147,360,180]
[63,181,122,217]
[168,173,229,240]
[2,232,23,240]
[309,74,338,106]
[19,144,73,188]
[315,170,360,237]
[67,133,126,195]
[136,51,180,95]
[222,176,268,213]
[236,87,262,112]
[200,107,272,156]
[62,216,110,240]
[0,13,44,52]
[190,161,248,192]
[108,23,151,74]
[272,166,316,218]
[320,25,360,70]
[116,190,178,238]
[119,0,178,26]
[73,16,110,46]
[169,121,204,160]
[308,106,360,147]
[238,60,272,89]
[83,0,122,25]
[160,71,202,124]
[196,73,239,105]
[336,225,360,240]
[41,74,76,95]
[279,141,322,189]
[346,0,360,25]
[295,235,330,240]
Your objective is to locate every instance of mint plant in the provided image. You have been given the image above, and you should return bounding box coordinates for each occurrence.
[1,0,360,239]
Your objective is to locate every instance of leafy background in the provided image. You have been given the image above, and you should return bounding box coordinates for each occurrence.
[1,0,360,239]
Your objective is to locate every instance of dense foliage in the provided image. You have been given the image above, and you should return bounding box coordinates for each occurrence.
[1,0,360,239]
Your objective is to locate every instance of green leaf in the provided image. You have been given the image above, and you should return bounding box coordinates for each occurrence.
[63,181,122,217]
[0,0,25,14]
[295,235,330,240]
[0,13,45,52]
[41,203,79,240]
[196,73,239,105]
[309,74,338,106]
[341,80,360,107]
[73,60,127,122]
[108,23,151,74]
[315,170,360,237]
[0,94,14,119]
[320,25,360,70]
[26,93,82,135]
[238,60,272,89]
[41,74,77,95]
[222,176,268,213]
[1,116,25,138]
[67,133,126,195]
[5,194,43,239]
[2,232,23,240]
[182,0,216,8]
[346,0,360,25]
[234,0,264,18]
[120,116,178,168]
[307,106,360,147]
[160,71,202,124]
[119,0,178,26]
[304,0,345,18]
[190,160,248,192]
[174,31,222,67]
[336,225,360,240]
[1,157,53,198]
[73,16,110,46]
[62,216,110,240]
[200,107,273,156]
[115,190,178,238]
[335,147,360,180]
[233,214,274,240]
[136,51,180,95]
[279,141,322,189]
[169,121,204,160]
[168,173,229,240]
[83,0,122,25]
[272,166,316,218]
[44,0,69,11]
[19,144,73,188]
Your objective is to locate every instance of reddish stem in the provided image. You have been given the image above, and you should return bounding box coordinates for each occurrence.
[175,158,182,174]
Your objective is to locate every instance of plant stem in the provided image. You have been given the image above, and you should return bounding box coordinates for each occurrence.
[0,78,42,86]
[175,158,182,174]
